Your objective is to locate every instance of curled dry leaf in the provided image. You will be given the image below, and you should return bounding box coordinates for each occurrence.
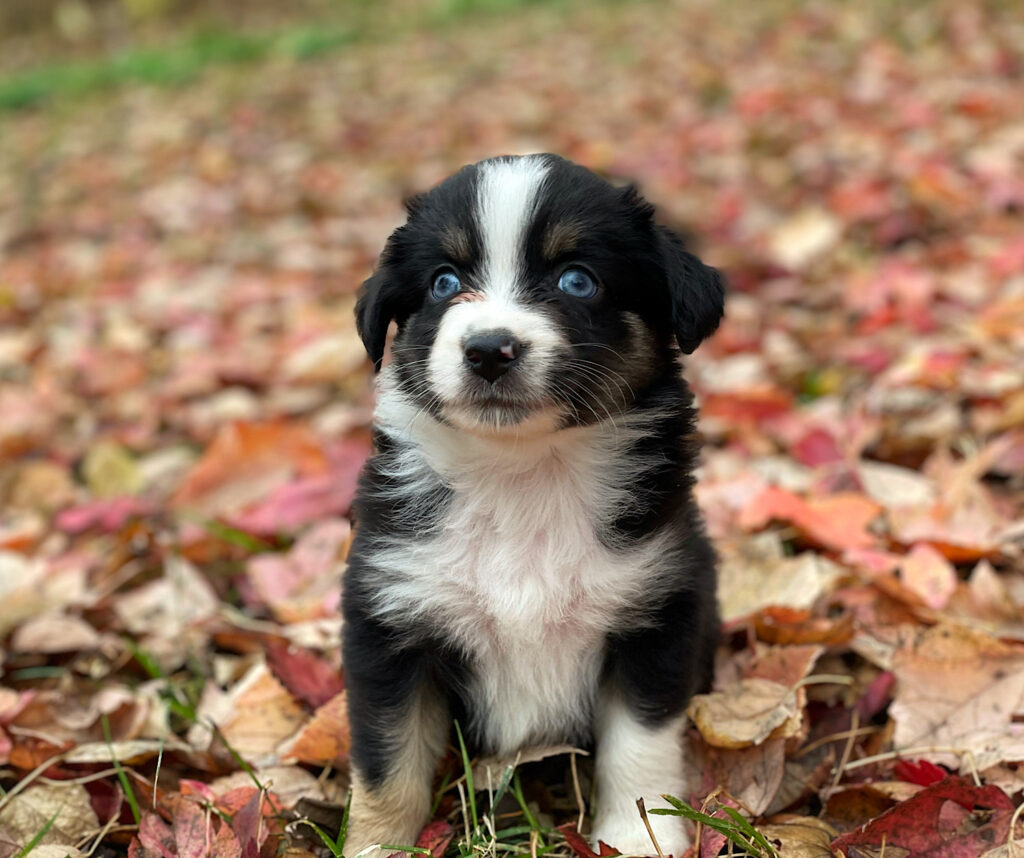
[756,817,838,858]
[0,782,100,848]
[718,533,842,624]
[688,678,802,750]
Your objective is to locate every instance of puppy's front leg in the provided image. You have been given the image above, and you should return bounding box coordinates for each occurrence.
[591,694,690,857]
[343,612,448,856]
[592,586,717,856]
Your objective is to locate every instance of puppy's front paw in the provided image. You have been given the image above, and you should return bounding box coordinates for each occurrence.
[591,808,690,858]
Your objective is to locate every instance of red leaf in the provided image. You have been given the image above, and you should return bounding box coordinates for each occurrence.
[831,776,1014,857]
[415,820,455,858]
[265,639,344,709]
[231,789,268,852]
[137,813,176,858]
[558,823,620,858]
[701,389,794,422]
[791,428,843,467]
[172,799,209,858]
[55,496,154,534]
[894,759,948,787]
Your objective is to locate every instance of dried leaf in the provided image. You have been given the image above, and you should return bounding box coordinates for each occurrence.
[687,678,802,749]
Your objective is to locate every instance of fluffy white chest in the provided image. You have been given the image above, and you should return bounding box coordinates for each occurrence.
[368,397,670,753]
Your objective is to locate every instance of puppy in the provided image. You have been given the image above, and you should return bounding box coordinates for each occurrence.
[343,154,722,856]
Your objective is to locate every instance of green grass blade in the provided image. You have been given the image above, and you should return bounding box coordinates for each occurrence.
[453,720,477,831]
[295,820,344,857]
[15,806,62,858]
[338,788,352,856]
[491,762,516,809]
[720,807,778,857]
[101,714,140,824]
[209,721,264,792]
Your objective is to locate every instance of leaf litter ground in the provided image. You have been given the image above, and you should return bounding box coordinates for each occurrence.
[1,1,1023,856]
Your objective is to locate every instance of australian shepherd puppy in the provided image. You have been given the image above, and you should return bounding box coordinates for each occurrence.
[343,154,723,856]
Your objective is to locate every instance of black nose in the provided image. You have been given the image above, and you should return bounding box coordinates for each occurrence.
[464,332,521,383]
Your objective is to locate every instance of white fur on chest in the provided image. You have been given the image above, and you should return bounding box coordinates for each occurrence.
[366,381,674,753]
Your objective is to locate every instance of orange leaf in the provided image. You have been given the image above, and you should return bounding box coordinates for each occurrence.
[173,420,329,516]
[281,691,350,766]
[739,486,881,551]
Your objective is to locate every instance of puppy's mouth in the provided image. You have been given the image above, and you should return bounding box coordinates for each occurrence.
[443,379,555,431]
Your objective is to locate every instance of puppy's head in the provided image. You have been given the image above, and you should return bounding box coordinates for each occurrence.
[357,154,724,435]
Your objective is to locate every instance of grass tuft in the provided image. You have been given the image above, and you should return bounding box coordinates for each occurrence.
[649,794,778,858]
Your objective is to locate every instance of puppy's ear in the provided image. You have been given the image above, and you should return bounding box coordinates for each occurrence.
[657,226,725,354]
[355,269,394,373]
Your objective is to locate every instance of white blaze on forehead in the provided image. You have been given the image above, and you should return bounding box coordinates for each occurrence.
[476,156,550,301]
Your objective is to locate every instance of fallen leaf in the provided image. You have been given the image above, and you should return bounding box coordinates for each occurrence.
[558,823,620,858]
[413,820,455,858]
[718,533,842,624]
[890,624,1024,771]
[10,613,101,653]
[281,691,350,766]
[768,208,842,270]
[738,486,881,552]
[693,736,787,816]
[209,664,308,765]
[899,543,957,610]
[0,782,100,847]
[173,420,330,517]
[687,678,802,749]
[756,817,837,858]
[265,640,344,709]
[82,439,143,498]
[831,776,1014,857]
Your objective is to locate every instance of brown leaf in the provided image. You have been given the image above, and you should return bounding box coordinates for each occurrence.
[687,679,802,749]
[693,736,787,816]
[890,625,1024,771]
[757,817,837,858]
[281,691,350,766]
[0,783,100,848]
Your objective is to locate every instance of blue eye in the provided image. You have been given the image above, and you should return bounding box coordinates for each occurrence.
[557,268,597,298]
[432,270,462,300]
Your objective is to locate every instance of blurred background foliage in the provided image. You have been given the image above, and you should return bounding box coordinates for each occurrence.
[0,0,568,110]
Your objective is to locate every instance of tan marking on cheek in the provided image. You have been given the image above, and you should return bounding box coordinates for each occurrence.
[441,227,472,264]
[543,220,583,260]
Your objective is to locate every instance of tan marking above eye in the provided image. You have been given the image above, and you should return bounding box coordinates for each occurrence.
[441,227,472,264]
[451,291,485,303]
[542,221,583,260]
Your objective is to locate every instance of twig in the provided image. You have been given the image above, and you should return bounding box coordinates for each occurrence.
[0,749,71,812]
[795,726,880,757]
[830,710,860,791]
[570,750,585,833]
[636,798,665,858]
[1007,800,1024,858]
[841,746,981,785]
